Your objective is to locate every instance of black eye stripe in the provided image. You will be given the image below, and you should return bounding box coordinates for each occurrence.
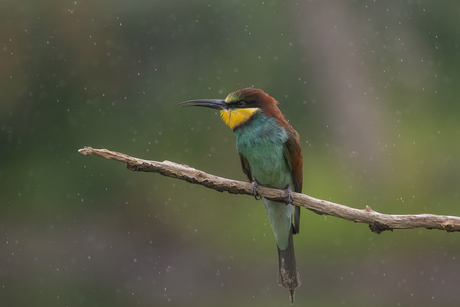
[230,100,260,109]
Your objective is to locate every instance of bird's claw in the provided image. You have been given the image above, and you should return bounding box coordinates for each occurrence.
[282,185,294,205]
[251,180,261,200]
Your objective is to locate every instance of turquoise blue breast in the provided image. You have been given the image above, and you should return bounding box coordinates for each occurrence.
[234,112,293,189]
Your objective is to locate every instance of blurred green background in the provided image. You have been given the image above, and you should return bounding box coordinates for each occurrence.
[1,0,460,306]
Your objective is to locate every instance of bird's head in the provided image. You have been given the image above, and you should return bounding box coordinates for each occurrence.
[178,87,280,130]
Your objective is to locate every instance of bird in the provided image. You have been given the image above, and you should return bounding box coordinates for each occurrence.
[178,87,303,302]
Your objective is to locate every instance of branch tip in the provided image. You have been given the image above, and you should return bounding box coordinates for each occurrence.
[78,146,93,155]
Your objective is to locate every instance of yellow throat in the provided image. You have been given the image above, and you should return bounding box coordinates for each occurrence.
[220,108,259,129]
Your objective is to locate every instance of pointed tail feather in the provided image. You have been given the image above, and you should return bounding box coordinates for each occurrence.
[277,228,301,303]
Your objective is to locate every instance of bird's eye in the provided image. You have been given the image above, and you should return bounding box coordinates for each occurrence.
[238,100,246,107]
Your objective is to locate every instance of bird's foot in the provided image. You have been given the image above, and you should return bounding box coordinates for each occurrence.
[251,180,261,200]
[282,185,294,205]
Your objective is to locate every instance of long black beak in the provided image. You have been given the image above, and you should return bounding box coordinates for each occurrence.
[177,99,227,110]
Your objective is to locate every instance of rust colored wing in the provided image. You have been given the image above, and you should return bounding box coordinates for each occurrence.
[283,128,303,234]
[284,129,303,193]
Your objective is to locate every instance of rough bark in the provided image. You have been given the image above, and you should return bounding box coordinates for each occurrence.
[78,146,460,234]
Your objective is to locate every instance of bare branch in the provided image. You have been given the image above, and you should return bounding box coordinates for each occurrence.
[78,146,460,234]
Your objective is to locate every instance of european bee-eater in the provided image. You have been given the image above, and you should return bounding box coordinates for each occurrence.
[178,87,303,302]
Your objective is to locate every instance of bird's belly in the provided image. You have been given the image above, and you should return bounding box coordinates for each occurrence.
[238,141,293,189]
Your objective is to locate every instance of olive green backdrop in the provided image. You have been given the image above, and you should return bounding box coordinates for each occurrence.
[1,0,460,306]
